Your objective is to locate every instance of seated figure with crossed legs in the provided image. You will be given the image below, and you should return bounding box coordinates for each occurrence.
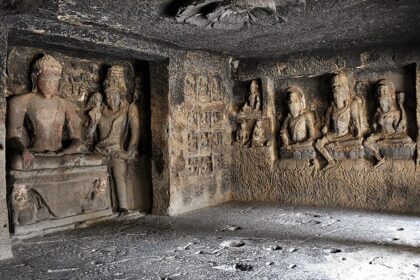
[280,86,316,157]
[364,79,414,168]
[315,72,366,170]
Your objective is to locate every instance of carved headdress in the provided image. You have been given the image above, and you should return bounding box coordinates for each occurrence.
[377,79,396,99]
[286,85,306,109]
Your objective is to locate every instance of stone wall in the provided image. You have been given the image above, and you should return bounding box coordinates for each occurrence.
[230,47,420,214]
[167,52,233,215]
[150,60,170,215]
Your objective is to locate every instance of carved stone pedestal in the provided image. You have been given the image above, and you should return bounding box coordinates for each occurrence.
[378,142,416,159]
[8,160,112,237]
[280,147,317,160]
[325,144,365,160]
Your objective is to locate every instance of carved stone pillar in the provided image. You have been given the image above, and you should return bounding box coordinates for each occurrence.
[150,60,170,215]
[0,27,13,260]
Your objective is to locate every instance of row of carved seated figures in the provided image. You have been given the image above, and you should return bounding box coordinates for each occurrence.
[6,54,140,233]
[236,72,416,171]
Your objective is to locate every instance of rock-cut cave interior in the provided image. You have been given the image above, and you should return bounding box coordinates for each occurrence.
[0,0,420,279]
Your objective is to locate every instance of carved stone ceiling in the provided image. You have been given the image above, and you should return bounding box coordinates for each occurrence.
[24,0,420,58]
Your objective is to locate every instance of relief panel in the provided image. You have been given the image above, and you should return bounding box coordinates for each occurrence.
[6,47,148,234]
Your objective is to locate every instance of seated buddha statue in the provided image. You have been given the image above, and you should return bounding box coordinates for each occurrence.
[364,79,414,168]
[280,86,316,154]
[7,55,88,170]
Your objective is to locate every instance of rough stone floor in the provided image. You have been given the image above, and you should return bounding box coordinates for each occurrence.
[1,202,419,280]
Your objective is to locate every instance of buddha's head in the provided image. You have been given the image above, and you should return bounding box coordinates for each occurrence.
[377,79,396,113]
[104,66,127,111]
[32,55,62,98]
[286,86,306,118]
[331,72,351,108]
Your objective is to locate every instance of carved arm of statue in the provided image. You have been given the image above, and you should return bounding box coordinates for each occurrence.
[321,106,332,135]
[350,97,364,138]
[7,95,34,169]
[396,92,407,134]
[280,115,291,148]
[372,111,379,133]
[61,102,84,155]
[305,111,316,144]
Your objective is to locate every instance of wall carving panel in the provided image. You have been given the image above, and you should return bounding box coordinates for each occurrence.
[168,54,232,216]
[273,68,417,170]
[183,74,227,178]
[231,63,420,214]
[232,79,272,149]
[5,47,148,235]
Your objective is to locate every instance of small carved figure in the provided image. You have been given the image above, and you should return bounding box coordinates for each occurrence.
[200,112,212,128]
[210,77,222,101]
[200,157,212,175]
[185,74,196,98]
[212,111,223,126]
[93,66,140,212]
[197,75,210,101]
[187,111,198,127]
[7,54,84,170]
[251,120,268,147]
[82,178,109,212]
[315,72,366,170]
[214,154,225,170]
[364,79,413,168]
[241,79,262,113]
[236,121,250,146]
[187,157,199,176]
[68,62,86,100]
[83,64,100,91]
[187,132,198,152]
[198,132,211,150]
[85,92,103,150]
[280,86,316,151]
[213,131,223,148]
[11,184,55,226]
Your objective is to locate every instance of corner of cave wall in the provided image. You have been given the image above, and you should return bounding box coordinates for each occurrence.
[167,52,233,215]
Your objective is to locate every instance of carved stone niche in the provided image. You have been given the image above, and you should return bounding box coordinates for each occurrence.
[5,47,148,235]
[232,79,271,148]
[275,67,417,170]
[276,77,325,161]
[357,67,417,168]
